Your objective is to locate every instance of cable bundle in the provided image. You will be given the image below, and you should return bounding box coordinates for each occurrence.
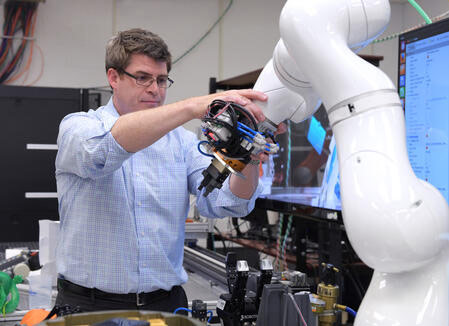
[201,99,278,161]
[274,213,284,271]
[202,99,259,160]
[0,0,40,84]
[281,215,293,271]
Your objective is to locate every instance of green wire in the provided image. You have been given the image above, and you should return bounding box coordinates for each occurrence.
[373,0,433,44]
[276,213,284,270]
[407,0,432,24]
[281,215,293,257]
[286,121,291,187]
[372,31,401,44]
[173,0,233,65]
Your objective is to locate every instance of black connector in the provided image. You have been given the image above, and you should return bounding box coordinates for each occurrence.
[321,263,339,286]
[191,299,207,321]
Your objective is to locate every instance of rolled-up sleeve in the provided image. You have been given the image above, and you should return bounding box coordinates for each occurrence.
[56,112,133,180]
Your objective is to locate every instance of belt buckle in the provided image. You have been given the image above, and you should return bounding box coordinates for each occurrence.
[136,293,145,307]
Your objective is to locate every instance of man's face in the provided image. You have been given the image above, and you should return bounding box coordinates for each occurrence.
[108,54,168,115]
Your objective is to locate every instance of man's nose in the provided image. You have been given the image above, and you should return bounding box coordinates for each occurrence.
[145,80,159,93]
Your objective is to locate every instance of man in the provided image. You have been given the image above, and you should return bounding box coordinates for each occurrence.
[55,28,275,313]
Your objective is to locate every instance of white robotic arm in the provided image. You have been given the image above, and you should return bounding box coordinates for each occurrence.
[253,41,321,130]
[254,0,449,325]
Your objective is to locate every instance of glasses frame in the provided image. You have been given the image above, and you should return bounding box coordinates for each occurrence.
[119,69,174,89]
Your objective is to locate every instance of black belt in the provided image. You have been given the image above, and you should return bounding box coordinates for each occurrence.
[57,278,172,307]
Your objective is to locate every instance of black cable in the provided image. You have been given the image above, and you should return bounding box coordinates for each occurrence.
[231,217,242,237]
[204,101,238,152]
[342,268,364,301]
[0,5,13,59]
[347,264,366,297]
[231,103,258,130]
[214,226,227,251]
[203,100,258,160]
[229,218,253,238]
[0,1,38,83]
[342,241,367,296]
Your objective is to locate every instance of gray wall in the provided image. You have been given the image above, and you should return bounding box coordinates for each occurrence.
[362,0,449,87]
[1,0,285,104]
[2,0,448,130]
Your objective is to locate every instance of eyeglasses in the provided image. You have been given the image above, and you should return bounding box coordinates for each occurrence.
[119,69,174,88]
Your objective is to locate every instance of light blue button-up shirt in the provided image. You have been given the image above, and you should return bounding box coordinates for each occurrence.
[55,97,261,294]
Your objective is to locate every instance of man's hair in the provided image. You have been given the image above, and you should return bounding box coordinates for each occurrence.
[105,28,172,73]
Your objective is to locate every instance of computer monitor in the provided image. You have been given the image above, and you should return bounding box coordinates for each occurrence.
[257,103,342,220]
[398,18,449,204]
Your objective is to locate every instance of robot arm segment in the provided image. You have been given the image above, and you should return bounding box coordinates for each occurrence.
[253,44,321,132]
[279,0,394,110]
[274,0,449,274]
[252,0,392,132]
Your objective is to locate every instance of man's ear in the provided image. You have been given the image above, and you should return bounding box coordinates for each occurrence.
[107,68,120,89]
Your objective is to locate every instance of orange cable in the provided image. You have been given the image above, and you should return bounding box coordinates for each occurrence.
[26,42,43,86]
[0,7,22,68]
[2,7,33,78]
[23,9,38,84]
[6,8,37,83]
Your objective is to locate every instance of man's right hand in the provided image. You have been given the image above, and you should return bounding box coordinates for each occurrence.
[187,89,268,123]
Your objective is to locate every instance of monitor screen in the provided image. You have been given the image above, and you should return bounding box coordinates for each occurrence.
[258,104,342,213]
[398,18,449,204]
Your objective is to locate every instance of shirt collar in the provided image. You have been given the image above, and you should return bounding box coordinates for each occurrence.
[101,96,121,131]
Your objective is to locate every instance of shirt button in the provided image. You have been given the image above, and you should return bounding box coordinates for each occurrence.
[141,232,145,236]
[136,173,140,177]
[138,202,142,206]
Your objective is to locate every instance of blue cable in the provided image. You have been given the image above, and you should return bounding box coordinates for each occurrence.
[197,141,215,158]
[238,127,256,139]
[237,122,257,135]
[267,142,278,149]
[173,307,193,315]
[242,135,254,143]
[207,310,213,323]
[346,306,357,318]
[238,122,278,152]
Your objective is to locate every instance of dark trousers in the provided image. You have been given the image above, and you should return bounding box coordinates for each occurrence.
[56,278,188,314]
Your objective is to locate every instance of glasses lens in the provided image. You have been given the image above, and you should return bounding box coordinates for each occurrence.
[129,71,172,88]
[157,77,173,88]
[135,75,154,86]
